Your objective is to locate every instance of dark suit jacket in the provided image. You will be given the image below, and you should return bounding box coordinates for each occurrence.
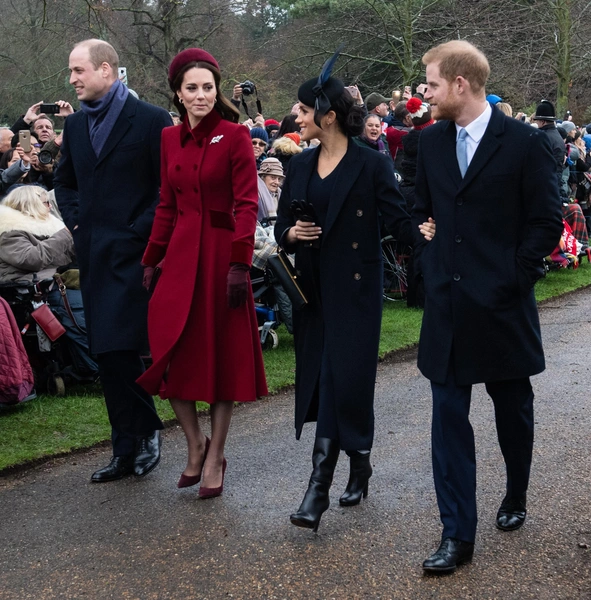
[54,95,172,354]
[275,141,410,448]
[412,105,563,385]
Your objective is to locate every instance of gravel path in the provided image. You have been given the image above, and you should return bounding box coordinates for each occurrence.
[1,289,590,599]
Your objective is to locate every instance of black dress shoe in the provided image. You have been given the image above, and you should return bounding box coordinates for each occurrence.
[496,493,527,531]
[134,431,162,476]
[423,537,474,574]
[91,456,134,483]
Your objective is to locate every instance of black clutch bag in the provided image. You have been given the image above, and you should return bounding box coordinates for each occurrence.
[267,250,308,311]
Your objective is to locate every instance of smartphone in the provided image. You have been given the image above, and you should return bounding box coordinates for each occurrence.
[40,103,60,114]
[345,85,358,99]
[19,130,31,152]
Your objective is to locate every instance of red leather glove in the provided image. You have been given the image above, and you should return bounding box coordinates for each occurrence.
[227,263,250,309]
[142,259,164,292]
[142,266,155,291]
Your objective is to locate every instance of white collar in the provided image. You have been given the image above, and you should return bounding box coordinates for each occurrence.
[456,103,492,142]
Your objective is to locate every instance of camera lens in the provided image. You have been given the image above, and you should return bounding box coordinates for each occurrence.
[38,150,53,165]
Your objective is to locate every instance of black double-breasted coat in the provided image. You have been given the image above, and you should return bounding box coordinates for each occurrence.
[54,96,172,354]
[412,106,563,385]
[275,141,411,450]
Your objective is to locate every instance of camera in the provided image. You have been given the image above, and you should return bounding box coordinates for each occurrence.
[40,103,60,114]
[239,80,256,96]
[37,142,60,165]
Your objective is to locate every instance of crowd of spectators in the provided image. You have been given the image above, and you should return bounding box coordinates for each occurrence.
[2,82,591,387]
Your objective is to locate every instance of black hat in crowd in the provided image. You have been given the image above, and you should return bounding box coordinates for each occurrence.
[533,99,557,121]
[298,44,345,127]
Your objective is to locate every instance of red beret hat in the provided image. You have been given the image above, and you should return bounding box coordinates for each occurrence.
[168,48,219,89]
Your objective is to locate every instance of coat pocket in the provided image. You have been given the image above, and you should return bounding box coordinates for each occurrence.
[210,210,235,231]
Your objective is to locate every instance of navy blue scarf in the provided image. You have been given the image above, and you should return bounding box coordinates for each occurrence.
[80,79,129,156]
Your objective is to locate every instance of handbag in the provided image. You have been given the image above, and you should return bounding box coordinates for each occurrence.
[267,250,308,310]
[30,303,66,341]
[54,275,86,334]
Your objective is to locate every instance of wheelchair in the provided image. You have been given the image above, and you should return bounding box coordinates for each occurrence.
[381,235,411,301]
[0,277,97,395]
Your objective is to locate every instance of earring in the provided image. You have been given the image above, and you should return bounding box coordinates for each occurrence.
[179,98,184,104]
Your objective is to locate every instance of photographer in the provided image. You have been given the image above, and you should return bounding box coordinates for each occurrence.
[1,134,54,196]
[10,100,73,137]
[9,101,74,191]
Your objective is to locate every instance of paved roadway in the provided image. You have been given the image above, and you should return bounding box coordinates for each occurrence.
[1,288,591,600]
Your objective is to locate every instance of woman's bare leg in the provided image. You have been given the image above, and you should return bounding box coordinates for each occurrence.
[202,400,233,488]
[169,398,207,477]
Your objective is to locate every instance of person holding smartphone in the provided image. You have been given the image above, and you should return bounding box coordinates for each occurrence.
[275,52,412,533]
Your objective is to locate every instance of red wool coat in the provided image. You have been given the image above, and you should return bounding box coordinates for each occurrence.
[137,111,267,402]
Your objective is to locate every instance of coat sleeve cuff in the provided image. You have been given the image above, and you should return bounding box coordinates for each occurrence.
[142,242,166,267]
[230,240,253,265]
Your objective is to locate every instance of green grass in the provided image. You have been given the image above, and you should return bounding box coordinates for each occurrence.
[2,261,590,471]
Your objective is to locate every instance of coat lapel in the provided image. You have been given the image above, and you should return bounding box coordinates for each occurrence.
[95,96,136,166]
[323,141,365,238]
[290,146,319,200]
[439,120,463,187]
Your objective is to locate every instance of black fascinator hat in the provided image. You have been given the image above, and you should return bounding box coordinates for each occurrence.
[298,44,345,127]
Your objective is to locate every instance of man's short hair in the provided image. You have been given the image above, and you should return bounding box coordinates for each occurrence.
[394,101,409,121]
[34,114,55,128]
[422,40,490,94]
[75,39,119,71]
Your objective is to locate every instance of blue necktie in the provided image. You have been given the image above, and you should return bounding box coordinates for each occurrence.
[456,128,468,178]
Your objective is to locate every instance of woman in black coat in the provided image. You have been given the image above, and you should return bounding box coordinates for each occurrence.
[275,65,412,532]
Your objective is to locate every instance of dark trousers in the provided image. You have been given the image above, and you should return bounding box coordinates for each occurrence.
[96,350,164,457]
[431,368,534,543]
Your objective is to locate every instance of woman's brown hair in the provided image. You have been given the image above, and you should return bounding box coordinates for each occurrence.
[171,61,239,123]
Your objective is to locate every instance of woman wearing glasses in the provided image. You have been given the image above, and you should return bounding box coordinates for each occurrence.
[138,48,267,499]
[249,127,269,168]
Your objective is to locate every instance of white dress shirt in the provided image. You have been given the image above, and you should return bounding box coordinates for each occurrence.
[455,103,492,166]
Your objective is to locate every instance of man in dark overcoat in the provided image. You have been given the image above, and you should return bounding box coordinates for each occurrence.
[412,40,563,573]
[54,39,172,482]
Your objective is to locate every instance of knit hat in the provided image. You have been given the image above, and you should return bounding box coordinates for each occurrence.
[258,158,284,178]
[250,127,269,144]
[533,99,557,121]
[284,132,301,146]
[264,119,280,127]
[560,120,576,134]
[366,92,389,112]
[168,48,219,89]
[556,126,568,140]
[406,97,433,128]
[486,94,502,105]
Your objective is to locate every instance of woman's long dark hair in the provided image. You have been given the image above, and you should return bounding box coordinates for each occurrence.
[331,89,365,137]
[171,61,239,124]
[276,114,299,138]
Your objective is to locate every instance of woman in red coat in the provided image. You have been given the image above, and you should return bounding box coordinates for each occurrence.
[137,48,267,498]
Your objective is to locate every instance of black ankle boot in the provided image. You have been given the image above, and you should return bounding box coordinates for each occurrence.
[290,437,340,532]
[339,450,372,507]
